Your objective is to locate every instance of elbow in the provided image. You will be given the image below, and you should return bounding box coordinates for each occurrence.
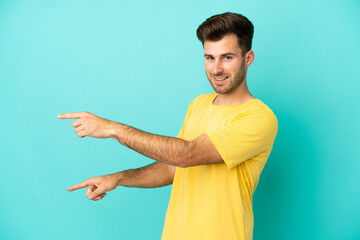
[176,158,190,169]
[177,159,189,168]
[176,141,195,168]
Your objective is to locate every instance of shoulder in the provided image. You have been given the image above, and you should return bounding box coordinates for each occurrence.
[237,99,278,130]
[189,93,215,108]
[191,93,215,104]
[253,100,277,120]
[230,99,278,127]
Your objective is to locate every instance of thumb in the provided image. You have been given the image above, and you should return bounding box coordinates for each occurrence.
[88,186,105,200]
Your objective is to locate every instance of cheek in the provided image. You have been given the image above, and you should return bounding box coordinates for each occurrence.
[226,62,241,73]
[204,65,212,75]
[204,62,210,70]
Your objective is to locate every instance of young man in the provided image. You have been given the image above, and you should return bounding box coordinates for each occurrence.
[59,12,278,240]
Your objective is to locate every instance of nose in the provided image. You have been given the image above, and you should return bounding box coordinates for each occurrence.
[212,60,224,75]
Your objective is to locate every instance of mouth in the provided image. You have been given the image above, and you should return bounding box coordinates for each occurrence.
[213,76,229,83]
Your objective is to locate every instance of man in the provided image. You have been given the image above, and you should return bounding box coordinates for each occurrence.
[58,12,278,240]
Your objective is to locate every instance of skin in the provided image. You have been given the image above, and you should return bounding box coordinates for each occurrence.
[204,34,255,106]
[60,33,255,201]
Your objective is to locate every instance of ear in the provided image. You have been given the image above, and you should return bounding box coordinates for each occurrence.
[245,50,255,68]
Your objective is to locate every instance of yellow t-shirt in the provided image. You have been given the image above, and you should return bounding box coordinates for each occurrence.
[161,93,278,240]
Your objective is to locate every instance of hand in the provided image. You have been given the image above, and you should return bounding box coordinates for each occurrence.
[58,112,115,138]
[67,174,120,201]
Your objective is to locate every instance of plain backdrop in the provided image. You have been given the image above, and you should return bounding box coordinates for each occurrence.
[1,0,359,239]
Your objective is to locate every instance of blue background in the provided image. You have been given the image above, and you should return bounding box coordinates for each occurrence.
[1,0,359,239]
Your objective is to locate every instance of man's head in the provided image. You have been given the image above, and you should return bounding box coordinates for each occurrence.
[197,12,255,95]
[196,12,254,57]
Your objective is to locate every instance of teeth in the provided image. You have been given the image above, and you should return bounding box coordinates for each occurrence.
[215,76,228,81]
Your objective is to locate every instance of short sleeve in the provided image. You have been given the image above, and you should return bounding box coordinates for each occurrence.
[206,110,278,169]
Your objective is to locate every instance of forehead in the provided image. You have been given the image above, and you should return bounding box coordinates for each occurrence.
[204,34,242,55]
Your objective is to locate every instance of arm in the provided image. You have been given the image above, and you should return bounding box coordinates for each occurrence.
[116,162,175,188]
[58,112,224,168]
[112,123,224,168]
[67,162,175,201]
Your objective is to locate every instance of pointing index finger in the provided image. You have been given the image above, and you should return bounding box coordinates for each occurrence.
[67,179,93,192]
[58,112,85,119]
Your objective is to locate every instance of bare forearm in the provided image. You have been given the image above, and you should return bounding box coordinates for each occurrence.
[111,122,192,167]
[58,111,223,169]
[113,162,174,188]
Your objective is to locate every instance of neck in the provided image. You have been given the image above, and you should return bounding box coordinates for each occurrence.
[213,80,255,106]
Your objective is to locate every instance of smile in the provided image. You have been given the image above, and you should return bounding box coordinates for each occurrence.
[214,76,229,81]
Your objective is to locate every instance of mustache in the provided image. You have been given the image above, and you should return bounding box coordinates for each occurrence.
[211,73,228,77]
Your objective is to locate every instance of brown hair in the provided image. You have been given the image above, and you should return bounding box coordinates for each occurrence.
[196,12,254,56]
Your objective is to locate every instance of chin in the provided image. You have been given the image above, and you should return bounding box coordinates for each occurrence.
[213,87,230,94]
[213,84,238,94]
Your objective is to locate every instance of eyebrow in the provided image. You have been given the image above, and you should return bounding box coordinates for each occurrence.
[204,52,237,57]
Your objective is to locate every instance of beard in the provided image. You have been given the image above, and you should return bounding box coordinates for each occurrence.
[207,61,246,94]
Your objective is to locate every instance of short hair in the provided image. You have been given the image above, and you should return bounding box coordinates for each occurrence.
[196,12,254,56]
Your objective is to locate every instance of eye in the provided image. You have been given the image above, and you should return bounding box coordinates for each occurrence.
[206,56,214,61]
[224,56,232,61]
